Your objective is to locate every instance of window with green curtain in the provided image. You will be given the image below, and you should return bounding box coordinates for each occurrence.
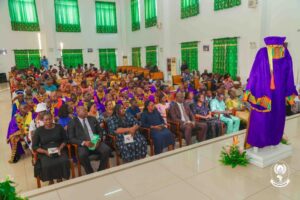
[99,49,117,73]
[213,37,238,79]
[62,49,83,68]
[14,49,40,69]
[8,0,40,31]
[146,46,157,66]
[181,0,199,19]
[214,0,241,11]
[131,0,140,31]
[96,1,117,33]
[55,0,81,32]
[181,42,198,71]
[144,0,157,28]
[132,47,141,67]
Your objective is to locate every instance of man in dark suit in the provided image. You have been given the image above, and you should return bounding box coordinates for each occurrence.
[68,106,111,174]
[168,92,208,145]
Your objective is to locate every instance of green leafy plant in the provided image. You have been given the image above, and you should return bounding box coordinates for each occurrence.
[219,136,250,168]
[0,177,28,200]
[281,135,290,145]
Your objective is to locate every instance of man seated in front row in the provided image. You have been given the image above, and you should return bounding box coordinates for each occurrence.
[68,106,111,174]
[210,93,240,134]
[168,92,208,145]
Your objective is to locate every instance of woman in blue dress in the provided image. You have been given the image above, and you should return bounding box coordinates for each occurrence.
[58,104,72,130]
[141,100,175,155]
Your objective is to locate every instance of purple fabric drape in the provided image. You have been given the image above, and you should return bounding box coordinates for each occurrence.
[244,36,298,148]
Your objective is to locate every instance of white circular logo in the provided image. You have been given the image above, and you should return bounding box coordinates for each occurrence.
[270,161,290,188]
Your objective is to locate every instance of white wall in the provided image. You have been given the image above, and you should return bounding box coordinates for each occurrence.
[0,0,125,73]
[124,0,300,83]
[264,0,300,84]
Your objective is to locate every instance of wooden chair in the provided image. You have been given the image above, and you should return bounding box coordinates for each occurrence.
[207,81,212,91]
[71,143,110,177]
[194,78,200,89]
[106,134,121,166]
[102,121,122,166]
[150,72,164,81]
[194,113,226,138]
[105,121,156,165]
[33,144,75,188]
[211,112,226,136]
[139,127,154,156]
[166,109,183,148]
[172,75,183,85]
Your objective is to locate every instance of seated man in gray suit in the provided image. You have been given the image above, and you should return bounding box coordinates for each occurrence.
[68,106,111,174]
[168,92,208,145]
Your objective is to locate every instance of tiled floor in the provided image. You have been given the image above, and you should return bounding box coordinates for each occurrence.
[1,84,300,200]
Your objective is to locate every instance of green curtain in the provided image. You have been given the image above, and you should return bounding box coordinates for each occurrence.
[62,49,83,68]
[144,0,157,28]
[14,49,40,69]
[131,0,140,31]
[8,0,40,31]
[225,38,238,79]
[55,0,81,32]
[181,0,199,19]
[99,49,117,73]
[132,47,141,67]
[181,42,198,71]
[213,39,226,75]
[146,46,157,66]
[96,1,117,33]
[213,37,238,79]
[214,0,241,11]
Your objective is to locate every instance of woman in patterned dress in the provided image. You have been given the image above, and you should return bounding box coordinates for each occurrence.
[107,104,147,162]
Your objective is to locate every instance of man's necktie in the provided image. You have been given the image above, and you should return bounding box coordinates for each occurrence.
[83,119,91,140]
[180,103,189,122]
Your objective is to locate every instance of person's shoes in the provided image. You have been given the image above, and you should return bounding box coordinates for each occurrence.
[12,154,21,163]
[109,152,114,158]
[49,180,54,185]
[56,179,63,183]
[23,143,29,149]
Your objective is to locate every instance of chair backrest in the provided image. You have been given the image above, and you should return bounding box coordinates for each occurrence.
[150,72,164,80]
[194,78,200,89]
[172,75,182,85]
[103,120,109,133]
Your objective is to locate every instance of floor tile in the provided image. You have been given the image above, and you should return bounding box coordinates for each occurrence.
[134,182,210,200]
[245,187,291,200]
[28,191,61,200]
[186,166,268,200]
[113,162,181,197]
[57,175,133,200]
[157,148,217,179]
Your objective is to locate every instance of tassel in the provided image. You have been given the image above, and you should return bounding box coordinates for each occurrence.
[270,73,275,90]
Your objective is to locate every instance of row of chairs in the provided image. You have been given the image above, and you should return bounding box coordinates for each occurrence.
[172,75,213,91]
[32,122,155,188]
[32,106,232,188]
[117,66,164,81]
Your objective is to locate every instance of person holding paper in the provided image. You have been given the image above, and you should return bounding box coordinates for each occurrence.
[67,106,111,174]
[32,112,70,185]
[107,104,147,162]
